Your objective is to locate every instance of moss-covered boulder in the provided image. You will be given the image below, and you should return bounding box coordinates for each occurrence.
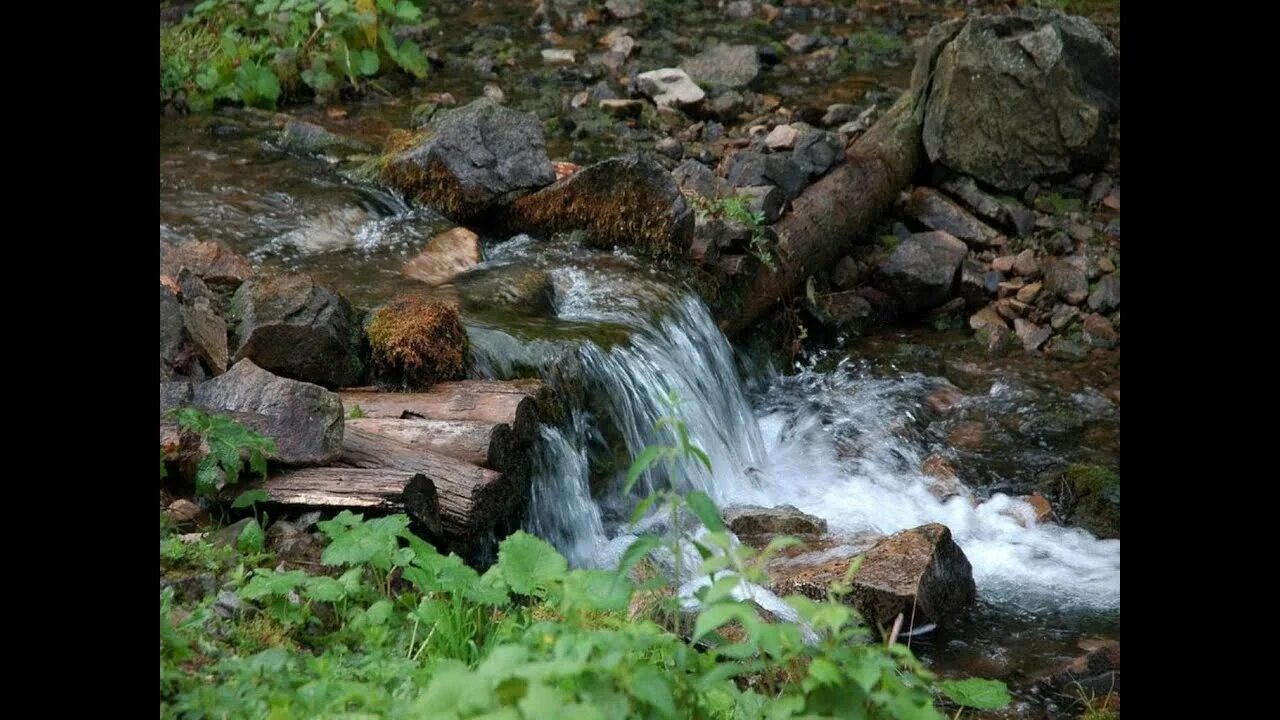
[365,295,468,390]
[1042,463,1120,539]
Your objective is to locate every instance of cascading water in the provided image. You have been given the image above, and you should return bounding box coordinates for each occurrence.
[461,237,1119,622]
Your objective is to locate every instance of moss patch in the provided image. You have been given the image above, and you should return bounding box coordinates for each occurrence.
[365,295,468,390]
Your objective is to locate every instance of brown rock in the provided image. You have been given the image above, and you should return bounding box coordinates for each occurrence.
[1015,281,1042,303]
[926,386,966,414]
[724,505,828,544]
[992,255,1016,273]
[1011,249,1040,278]
[165,499,209,530]
[969,305,1006,331]
[907,187,1001,248]
[766,524,976,631]
[160,240,253,290]
[1026,493,1053,524]
[1082,313,1118,348]
[995,298,1028,320]
[948,421,985,449]
[403,227,482,286]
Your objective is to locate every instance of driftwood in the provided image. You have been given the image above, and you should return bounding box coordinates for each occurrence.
[723,22,962,335]
[256,468,443,537]
[346,417,510,469]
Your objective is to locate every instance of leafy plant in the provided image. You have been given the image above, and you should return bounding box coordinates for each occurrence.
[160,0,437,112]
[168,407,277,497]
[690,194,778,272]
[347,403,367,419]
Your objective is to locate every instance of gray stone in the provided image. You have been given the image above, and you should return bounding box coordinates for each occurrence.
[791,128,843,179]
[822,103,858,127]
[541,48,576,65]
[229,273,364,389]
[636,68,706,109]
[785,33,819,54]
[875,231,968,313]
[655,137,684,160]
[1082,313,1117,348]
[604,0,644,19]
[959,259,993,309]
[277,118,371,156]
[160,284,193,380]
[1050,303,1081,330]
[708,90,746,119]
[680,44,760,89]
[160,381,194,414]
[736,185,785,223]
[765,124,799,151]
[724,0,754,20]
[938,175,1036,237]
[1012,249,1041,278]
[725,504,828,538]
[922,10,1120,191]
[907,187,1001,248]
[672,159,724,200]
[193,359,344,465]
[1088,272,1120,312]
[381,98,555,220]
[831,255,861,291]
[1043,259,1089,305]
[182,297,229,376]
[1048,336,1090,361]
[160,240,252,291]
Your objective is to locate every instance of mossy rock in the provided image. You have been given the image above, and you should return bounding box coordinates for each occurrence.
[364,295,468,390]
[1044,463,1120,539]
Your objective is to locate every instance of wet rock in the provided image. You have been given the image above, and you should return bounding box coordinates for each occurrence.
[160,573,218,603]
[921,455,972,502]
[1088,272,1120,312]
[635,68,706,110]
[604,0,644,19]
[736,185,785,223]
[277,118,371,156]
[456,265,555,316]
[160,380,194,414]
[161,284,199,380]
[766,524,976,631]
[229,273,364,389]
[165,499,209,531]
[907,187,1001,249]
[1045,230,1075,255]
[707,90,746,119]
[402,227,482,286]
[811,291,873,332]
[1043,259,1089,305]
[599,98,644,118]
[724,0,755,20]
[672,159,725,200]
[694,216,751,250]
[1016,319,1051,351]
[182,297,229,376]
[509,155,694,258]
[655,137,684,161]
[214,590,245,619]
[760,154,809,200]
[764,124,799,150]
[160,240,252,291]
[959,259,993,309]
[681,44,760,90]
[1012,249,1041,278]
[177,269,217,306]
[541,48,576,65]
[193,359,344,465]
[381,98,555,222]
[1042,464,1120,539]
[1081,313,1118,348]
[791,128,843,179]
[785,33,819,54]
[874,231,968,313]
[724,504,828,541]
[922,10,1120,191]
[1034,639,1121,706]
[938,175,1034,236]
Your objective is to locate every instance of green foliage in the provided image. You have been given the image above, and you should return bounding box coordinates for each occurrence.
[160,0,437,112]
[160,406,1009,718]
[690,194,778,273]
[169,407,277,497]
[347,403,367,419]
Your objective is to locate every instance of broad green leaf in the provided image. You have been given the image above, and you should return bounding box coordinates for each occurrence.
[701,575,744,605]
[692,602,749,642]
[939,678,1011,710]
[629,493,659,525]
[394,0,422,21]
[560,569,633,612]
[237,518,265,553]
[496,531,567,596]
[626,667,676,719]
[393,38,428,78]
[232,489,270,508]
[302,575,347,602]
[686,491,724,532]
[624,446,662,493]
[807,657,841,687]
[358,48,379,76]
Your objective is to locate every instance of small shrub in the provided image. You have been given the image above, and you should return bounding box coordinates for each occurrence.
[168,408,277,497]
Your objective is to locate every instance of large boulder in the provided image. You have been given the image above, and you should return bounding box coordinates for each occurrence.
[767,524,976,631]
[680,44,761,90]
[874,231,968,313]
[192,359,344,465]
[508,155,694,258]
[921,10,1120,191]
[724,505,828,548]
[380,98,556,221]
[229,273,364,389]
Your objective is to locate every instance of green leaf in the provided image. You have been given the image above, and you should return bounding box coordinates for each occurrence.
[497,531,567,596]
[688,445,713,473]
[700,575,744,605]
[686,491,724,532]
[237,519,265,553]
[624,446,663,493]
[626,667,676,719]
[254,69,281,105]
[560,569,633,612]
[302,575,348,602]
[392,38,429,78]
[358,48,379,75]
[939,678,1012,710]
[807,657,841,687]
[629,493,659,525]
[692,602,750,642]
[394,0,422,21]
[232,489,270,508]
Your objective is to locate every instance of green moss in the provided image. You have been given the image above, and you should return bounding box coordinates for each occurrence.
[365,295,468,390]
[1061,464,1120,538]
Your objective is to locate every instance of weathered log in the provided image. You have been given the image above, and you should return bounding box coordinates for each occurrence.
[723,21,963,335]
[254,468,443,536]
[338,426,523,554]
[341,378,549,437]
[347,417,510,469]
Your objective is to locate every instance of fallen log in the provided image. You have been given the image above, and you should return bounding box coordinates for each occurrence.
[339,425,522,558]
[722,21,964,336]
[254,468,443,537]
[340,378,552,442]
[346,417,513,470]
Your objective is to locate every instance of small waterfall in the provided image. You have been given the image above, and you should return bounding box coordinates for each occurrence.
[525,418,606,569]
